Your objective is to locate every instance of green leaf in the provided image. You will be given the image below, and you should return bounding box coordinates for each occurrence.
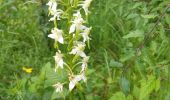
[141,14,157,19]
[109,92,126,100]
[165,16,170,25]
[40,62,51,80]
[139,75,160,100]
[120,50,135,62]
[155,78,160,92]
[127,95,133,100]
[51,88,68,100]
[109,59,123,68]
[42,87,53,100]
[132,85,140,99]
[123,30,144,39]
[119,77,130,94]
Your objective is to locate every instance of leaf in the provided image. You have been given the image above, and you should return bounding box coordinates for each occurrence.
[123,30,144,39]
[141,14,157,19]
[155,78,160,92]
[165,16,170,25]
[127,95,133,100]
[109,59,123,68]
[119,77,130,94]
[40,62,51,79]
[139,75,160,100]
[109,92,126,100]
[131,2,142,9]
[42,87,53,100]
[132,85,140,99]
[120,50,135,62]
[51,88,69,100]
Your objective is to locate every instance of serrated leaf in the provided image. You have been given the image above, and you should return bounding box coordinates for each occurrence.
[109,59,123,68]
[123,30,144,39]
[139,75,160,100]
[42,87,53,100]
[127,95,133,100]
[109,92,126,100]
[120,50,135,62]
[51,88,69,100]
[132,85,140,99]
[165,16,170,25]
[141,14,157,19]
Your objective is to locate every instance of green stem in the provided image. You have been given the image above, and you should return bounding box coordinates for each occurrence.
[104,49,112,79]
[69,91,74,100]
[64,63,74,75]
[54,19,57,28]
[74,0,78,8]
[72,62,82,70]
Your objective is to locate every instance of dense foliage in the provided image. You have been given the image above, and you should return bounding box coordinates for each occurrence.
[0,0,170,100]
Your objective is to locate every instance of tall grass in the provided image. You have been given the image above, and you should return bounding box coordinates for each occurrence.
[0,0,51,98]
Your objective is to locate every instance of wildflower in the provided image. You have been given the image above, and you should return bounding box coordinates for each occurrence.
[69,41,86,57]
[53,82,63,92]
[69,11,85,34]
[47,0,63,21]
[46,0,92,92]
[54,51,64,70]
[48,28,64,44]
[47,0,58,15]
[79,0,92,15]
[80,27,91,42]
[81,56,89,72]
[49,9,63,21]
[22,67,32,73]
[69,73,86,91]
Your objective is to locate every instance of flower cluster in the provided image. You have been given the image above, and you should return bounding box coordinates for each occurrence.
[47,0,92,92]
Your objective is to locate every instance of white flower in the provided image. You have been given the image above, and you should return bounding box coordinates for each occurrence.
[80,27,91,42]
[49,9,63,21]
[48,28,64,44]
[47,0,63,21]
[53,82,63,93]
[54,51,64,70]
[79,0,92,15]
[69,42,86,57]
[47,0,58,15]
[69,11,85,34]
[81,56,90,72]
[69,73,86,91]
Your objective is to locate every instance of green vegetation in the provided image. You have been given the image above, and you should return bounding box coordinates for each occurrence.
[0,0,170,100]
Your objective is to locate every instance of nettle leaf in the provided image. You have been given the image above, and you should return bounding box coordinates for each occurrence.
[119,77,130,94]
[109,59,123,68]
[132,85,140,99]
[42,87,54,100]
[109,92,133,100]
[127,95,133,100]
[165,16,170,25]
[120,50,135,62]
[51,88,69,100]
[139,75,160,100]
[123,30,144,39]
[131,2,142,9]
[109,92,126,100]
[43,64,67,88]
[40,62,52,80]
[141,14,157,19]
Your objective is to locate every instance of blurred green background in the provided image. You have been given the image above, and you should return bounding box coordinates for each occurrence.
[0,0,170,100]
